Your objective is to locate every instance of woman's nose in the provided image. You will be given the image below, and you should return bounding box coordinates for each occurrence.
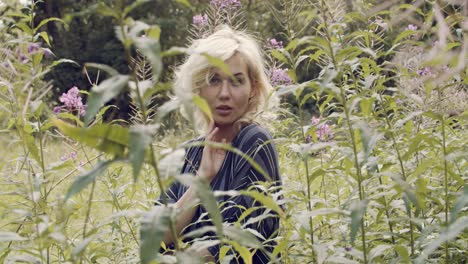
[218,80,230,99]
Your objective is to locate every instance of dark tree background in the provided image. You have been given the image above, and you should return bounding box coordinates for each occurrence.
[31,0,286,121]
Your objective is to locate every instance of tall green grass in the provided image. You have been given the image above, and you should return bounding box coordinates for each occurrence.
[0,0,466,263]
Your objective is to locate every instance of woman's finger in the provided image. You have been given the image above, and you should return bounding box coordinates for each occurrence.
[206,126,219,142]
[205,119,215,136]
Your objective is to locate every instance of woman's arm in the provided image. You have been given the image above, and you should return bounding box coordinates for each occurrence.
[163,123,225,256]
[162,185,198,245]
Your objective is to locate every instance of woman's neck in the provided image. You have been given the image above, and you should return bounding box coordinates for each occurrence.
[215,124,238,143]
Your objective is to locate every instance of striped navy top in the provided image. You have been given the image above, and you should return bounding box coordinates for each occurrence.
[160,123,282,263]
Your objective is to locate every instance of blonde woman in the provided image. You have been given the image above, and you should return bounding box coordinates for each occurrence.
[160,25,282,263]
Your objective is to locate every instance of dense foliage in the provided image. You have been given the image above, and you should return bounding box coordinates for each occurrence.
[0,0,466,263]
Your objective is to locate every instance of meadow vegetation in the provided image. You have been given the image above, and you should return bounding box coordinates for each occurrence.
[0,0,466,263]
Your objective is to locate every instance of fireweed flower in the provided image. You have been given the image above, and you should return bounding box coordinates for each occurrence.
[267,38,283,49]
[310,116,333,142]
[54,86,87,116]
[271,67,292,86]
[311,116,320,126]
[407,24,418,31]
[60,151,78,162]
[417,66,432,76]
[193,14,209,28]
[27,43,41,54]
[210,0,241,9]
[19,54,28,63]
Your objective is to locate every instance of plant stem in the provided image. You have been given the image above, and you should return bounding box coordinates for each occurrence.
[297,95,315,260]
[318,0,367,260]
[119,20,180,251]
[441,114,450,263]
[340,87,368,264]
[378,94,415,256]
[79,179,96,264]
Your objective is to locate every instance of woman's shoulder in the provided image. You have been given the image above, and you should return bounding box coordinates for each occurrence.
[180,136,204,156]
[234,123,274,150]
[238,123,272,140]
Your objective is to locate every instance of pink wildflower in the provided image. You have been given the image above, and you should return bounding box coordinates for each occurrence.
[311,116,320,126]
[407,24,418,31]
[27,43,41,54]
[310,117,333,142]
[193,14,209,28]
[417,66,432,76]
[268,38,283,49]
[55,86,87,116]
[271,67,292,86]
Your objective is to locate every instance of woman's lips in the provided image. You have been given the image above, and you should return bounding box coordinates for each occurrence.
[215,105,233,116]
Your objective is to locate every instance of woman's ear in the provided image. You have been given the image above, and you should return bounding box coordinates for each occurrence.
[249,81,257,99]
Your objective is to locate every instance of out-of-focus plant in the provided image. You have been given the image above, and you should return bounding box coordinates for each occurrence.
[268,0,467,263]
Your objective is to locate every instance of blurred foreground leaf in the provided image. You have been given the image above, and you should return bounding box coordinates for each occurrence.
[84,74,130,125]
[52,118,129,157]
[129,124,159,181]
[140,206,173,264]
[65,160,114,201]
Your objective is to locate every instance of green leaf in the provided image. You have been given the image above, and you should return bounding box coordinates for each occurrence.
[34,17,64,33]
[140,206,173,264]
[30,100,44,118]
[161,46,187,57]
[18,122,41,164]
[51,118,129,156]
[56,112,84,127]
[176,251,203,264]
[84,74,130,125]
[285,38,299,51]
[84,63,119,76]
[135,37,162,82]
[46,159,74,172]
[240,190,284,216]
[392,30,416,46]
[192,95,212,121]
[393,245,410,263]
[228,241,253,264]
[15,23,32,35]
[145,25,161,41]
[175,174,224,237]
[157,98,182,119]
[38,32,51,46]
[95,2,120,19]
[415,216,468,264]
[201,53,234,79]
[349,199,368,245]
[129,124,159,181]
[0,232,27,242]
[49,59,79,68]
[270,50,289,65]
[32,51,44,68]
[356,121,382,163]
[72,236,95,256]
[158,149,186,179]
[175,0,192,7]
[450,185,468,224]
[224,226,262,249]
[65,160,114,200]
[369,245,392,262]
[272,231,291,258]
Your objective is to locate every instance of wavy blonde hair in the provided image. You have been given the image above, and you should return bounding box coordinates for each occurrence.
[173,25,274,133]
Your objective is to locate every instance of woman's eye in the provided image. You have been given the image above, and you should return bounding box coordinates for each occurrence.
[232,78,244,86]
[209,77,221,86]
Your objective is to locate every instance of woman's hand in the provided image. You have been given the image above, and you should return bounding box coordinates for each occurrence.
[198,121,227,182]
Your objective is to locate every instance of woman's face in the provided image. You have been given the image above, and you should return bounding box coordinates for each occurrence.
[200,53,254,129]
